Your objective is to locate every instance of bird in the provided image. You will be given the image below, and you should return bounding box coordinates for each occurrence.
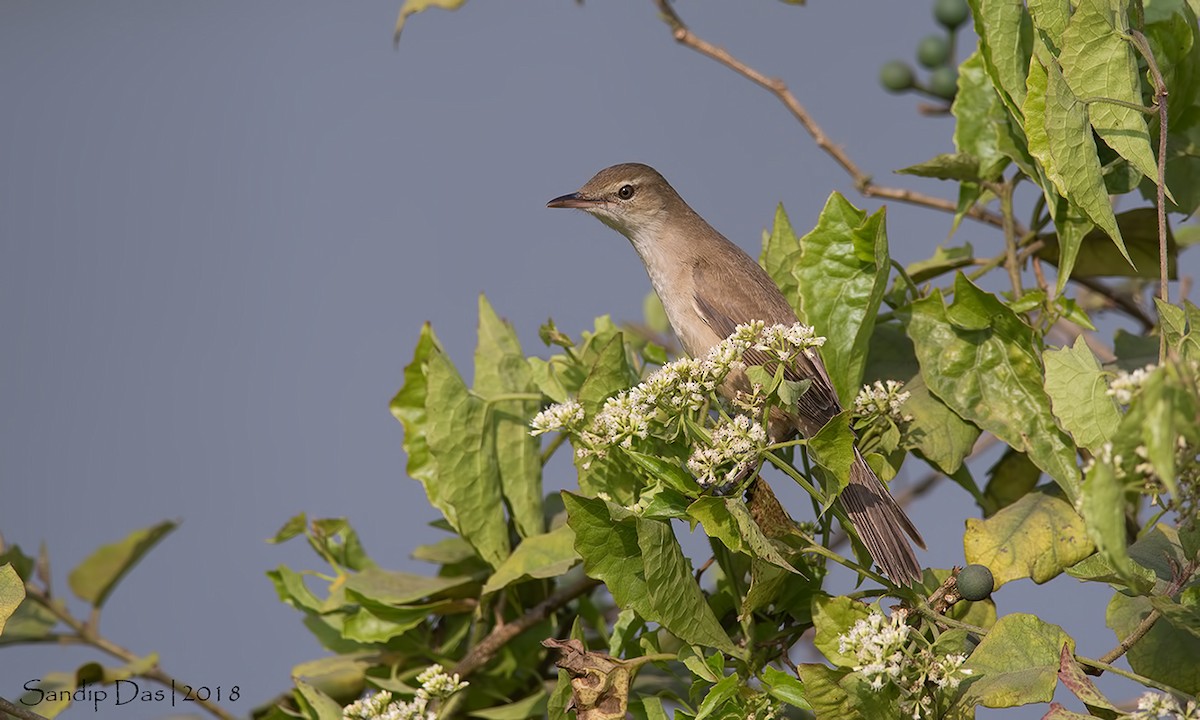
[546,162,925,585]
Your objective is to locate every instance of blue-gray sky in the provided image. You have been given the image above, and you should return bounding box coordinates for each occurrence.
[1,2,1190,718]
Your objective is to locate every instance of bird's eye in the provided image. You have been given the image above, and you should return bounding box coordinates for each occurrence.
[617,184,635,200]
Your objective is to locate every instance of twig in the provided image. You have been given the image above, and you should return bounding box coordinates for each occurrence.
[1088,555,1199,672]
[453,577,601,678]
[1071,276,1155,331]
[650,0,1007,230]
[0,696,50,720]
[994,180,1023,296]
[20,586,236,720]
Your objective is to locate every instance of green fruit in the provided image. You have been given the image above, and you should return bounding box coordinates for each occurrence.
[880,61,915,92]
[957,564,994,601]
[935,0,970,29]
[929,65,958,100]
[917,34,952,68]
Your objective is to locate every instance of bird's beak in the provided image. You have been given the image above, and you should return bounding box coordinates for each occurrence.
[547,192,602,210]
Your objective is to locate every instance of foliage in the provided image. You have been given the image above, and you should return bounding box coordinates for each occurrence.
[3,1,1200,720]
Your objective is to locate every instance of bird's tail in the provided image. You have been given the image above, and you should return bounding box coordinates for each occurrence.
[839,449,925,586]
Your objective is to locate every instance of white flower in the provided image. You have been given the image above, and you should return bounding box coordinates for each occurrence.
[1107,364,1156,405]
[853,380,912,422]
[836,610,912,688]
[416,664,468,699]
[343,665,468,720]
[752,322,826,363]
[686,415,768,487]
[529,400,585,435]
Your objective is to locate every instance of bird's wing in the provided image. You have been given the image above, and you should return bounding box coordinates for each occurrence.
[690,259,843,428]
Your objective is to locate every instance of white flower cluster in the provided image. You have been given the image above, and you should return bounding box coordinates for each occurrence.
[342,665,468,720]
[527,322,826,473]
[836,610,973,719]
[1108,364,1156,405]
[753,321,826,363]
[529,399,585,436]
[1131,691,1200,720]
[838,610,912,690]
[686,415,768,487]
[853,380,913,422]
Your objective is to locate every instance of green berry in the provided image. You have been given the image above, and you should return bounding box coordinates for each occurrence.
[957,564,995,601]
[929,65,959,100]
[880,61,915,92]
[934,0,971,29]
[917,34,952,69]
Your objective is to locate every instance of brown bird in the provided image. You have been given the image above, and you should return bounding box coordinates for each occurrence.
[547,162,925,585]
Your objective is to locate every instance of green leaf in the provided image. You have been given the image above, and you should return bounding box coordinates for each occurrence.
[761,666,811,710]
[67,520,177,608]
[793,194,891,405]
[563,493,737,655]
[956,614,1073,708]
[795,664,853,719]
[1108,593,1200,694]
[1059,0,1161,187]
[761,204,802,314]
[1027,0,1070,41]
[475,295,544,539]
[481,523,580,596]
[963,491,1093,586]
[343,567,476,606]
[694,672,741,720]
[1151,590,1200,641]
[1055,643,1121,714]
[18,673,73,718]
[577,334,633,416]
[391,323,441,494]
[906,276,1081,498]
[469,691,548,719]
[1156,298,1200,359]
[1037,207,1177,279]
[343,600,449,643]
[808,411,855,496]
[982,448,1042,515]
[1043,336,1121,453]
[637,510,739,656]
[968,0,1033,117]
[425,348,510,568]
[811,594,873,667]
[687,497,796,572]
[1079,457,1148,591]
[905,244,975,284]
[865,323,981,475]
[952,50,1010,181]
[0,564,24,636]
[267,565,325,614]
[1028,46,1129,263]
[896,153,983,181]
[393,0,468,44]
[624,450,699,496]
[293,680,345,720]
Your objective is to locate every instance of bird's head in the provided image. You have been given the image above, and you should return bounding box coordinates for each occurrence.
[547,163,683,242]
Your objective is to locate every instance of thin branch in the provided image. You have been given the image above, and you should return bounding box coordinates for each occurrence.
[993,180,1023,295]
[20,586,236,720]
[1090,554,1199,671]
[453,577,601,678]
[651,0,1007,230]
[1070,276,1155,331]
[0,696,50,720]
